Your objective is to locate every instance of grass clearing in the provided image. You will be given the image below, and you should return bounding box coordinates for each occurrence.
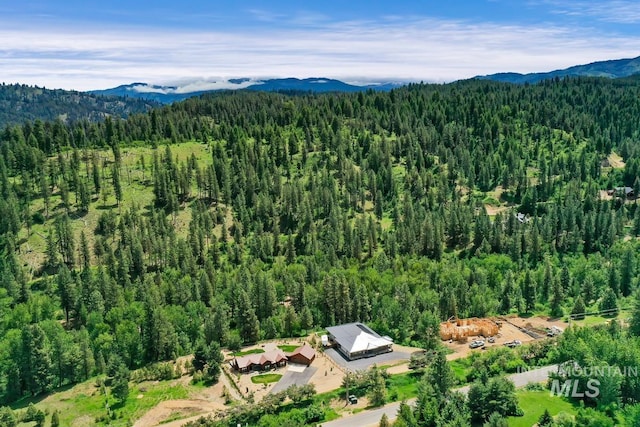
[251,373,282,384]
[277,344,299,352]
[449,360,470,384]
[12,377,190,427]
[507,390,577,427]
[570,308,630,327]
[386,372,420,401]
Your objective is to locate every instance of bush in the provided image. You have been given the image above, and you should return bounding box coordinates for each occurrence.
[304,404,324,423]
[31,211,45,224]
[132,362,180,382]
[524,382,545,391]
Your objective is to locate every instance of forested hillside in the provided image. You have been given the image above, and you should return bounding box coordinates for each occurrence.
[0,83,159,128]
[478,55,640,84]
[1,76,640,417]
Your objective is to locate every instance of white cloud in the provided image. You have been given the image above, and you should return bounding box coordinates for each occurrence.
[0,16,638,91]
[129,79,262,94]
[539,0,640,24]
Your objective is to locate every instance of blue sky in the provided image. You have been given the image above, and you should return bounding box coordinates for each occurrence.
[1,0,639,90]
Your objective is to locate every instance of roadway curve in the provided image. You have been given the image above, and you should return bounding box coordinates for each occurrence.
[321,364,559,427]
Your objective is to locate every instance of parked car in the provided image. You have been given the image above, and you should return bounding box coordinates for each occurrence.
[504,340,522,348]
[469,339,485,349]
[488,337,495,343]
[348,395,358,404]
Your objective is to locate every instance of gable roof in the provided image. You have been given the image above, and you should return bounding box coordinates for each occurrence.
[326,323,393,354]
[290,343,316,360]
[234,349,287,369]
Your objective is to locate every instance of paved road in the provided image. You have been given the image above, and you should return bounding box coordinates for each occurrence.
[270,366,318,393]
[321,364,559,427]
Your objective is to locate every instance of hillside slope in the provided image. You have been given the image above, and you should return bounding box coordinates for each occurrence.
[477,55,640,83]
[0,83,159,127]
[89,77,401,104]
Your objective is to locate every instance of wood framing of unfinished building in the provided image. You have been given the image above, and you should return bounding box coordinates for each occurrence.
[440,317,501,341]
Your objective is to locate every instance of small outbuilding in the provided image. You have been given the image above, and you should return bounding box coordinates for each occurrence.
[287,343,316,366]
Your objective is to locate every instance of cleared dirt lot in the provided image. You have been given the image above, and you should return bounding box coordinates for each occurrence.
[133,374,234,427]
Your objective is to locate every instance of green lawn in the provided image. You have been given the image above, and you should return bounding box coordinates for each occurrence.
[233,348,265,356]
[278,344,299,352]
[570,308,630,327]
[386,372,420,401]
[507,390,577,427]
[251,373,283,384]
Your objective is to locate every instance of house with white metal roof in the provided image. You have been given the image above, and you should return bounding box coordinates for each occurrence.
[326,322,393,360]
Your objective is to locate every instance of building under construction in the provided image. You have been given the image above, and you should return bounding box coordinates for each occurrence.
[440,317,500,342]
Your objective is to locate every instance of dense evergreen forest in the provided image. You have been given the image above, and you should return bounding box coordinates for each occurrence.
[0,83,159,128]
[1,76,640,421]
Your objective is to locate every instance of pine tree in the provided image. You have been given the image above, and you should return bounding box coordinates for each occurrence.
[571,296,586,320]
[45,229,59,270]
[91,155,101,194]
[541,258,553,302]
[500,272,514,314]
[79,231,91,271]
[582,276,596,305]
[111,362,130,404]
[56,264,76,324]
[522,270,536,313]
[634,207,640,236]
[560,265,571,294]
[621,248,635,297]
[608,263,620,295]
[112,164,122,208]
[21,324,54,395]
[599,288,619,316]
[629,290,640,337]
[236,290,260,343]
[550,277,564,318]
[428,350,453,398]
[300,306,314,331]
[378,413,390,427]
[286,232,296,264]
[78,180,90,213]
[368,367,387,407]
[40,173,51,219]
[537,409,553,427]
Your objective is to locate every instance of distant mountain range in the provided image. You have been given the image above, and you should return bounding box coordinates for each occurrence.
[477,55,640,84]
[3,56,640,128]
[0,83,158,128]
[89,78,403,104]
